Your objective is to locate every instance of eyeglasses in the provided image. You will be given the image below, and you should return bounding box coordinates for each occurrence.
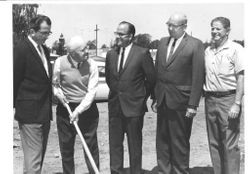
[166,22,186,28]
[38,31,52,36]
[114,32,129,38]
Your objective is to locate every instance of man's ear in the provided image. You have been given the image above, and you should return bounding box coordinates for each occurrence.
[29,29,36,37]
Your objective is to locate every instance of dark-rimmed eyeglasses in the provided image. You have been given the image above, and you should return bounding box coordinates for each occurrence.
[38,31,52,35]
[114,32,129,38]
[166,22,186,28]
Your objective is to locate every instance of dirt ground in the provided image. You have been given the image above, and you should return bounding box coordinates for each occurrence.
[13,98,245,174]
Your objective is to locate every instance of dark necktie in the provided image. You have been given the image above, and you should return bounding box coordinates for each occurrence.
[77,62,81,69]
[167,38,177,61]
[119,47,125,73]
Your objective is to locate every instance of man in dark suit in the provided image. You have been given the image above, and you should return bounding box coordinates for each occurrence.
[105,21,156,174]
[13,15,53,173]
[151,13,205,174]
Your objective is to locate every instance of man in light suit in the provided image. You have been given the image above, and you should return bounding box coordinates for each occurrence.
[14,15,52,173]
[105,21,156,174]
[151,13,205,174]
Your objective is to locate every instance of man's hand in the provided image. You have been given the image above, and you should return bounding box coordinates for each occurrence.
[228,103,241,119]
[70,110,80,124]
[185,108,197,118]
[151,99,157,113]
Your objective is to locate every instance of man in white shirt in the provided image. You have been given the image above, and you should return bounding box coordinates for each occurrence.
[204,17,244,174]
[53,36,99,174]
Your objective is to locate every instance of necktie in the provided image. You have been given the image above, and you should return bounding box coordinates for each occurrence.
[119,47,125,73]
[166,38,177,61]
[37,45,49,75]
[77,62,81,69]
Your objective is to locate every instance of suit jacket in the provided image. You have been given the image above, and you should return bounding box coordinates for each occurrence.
[13,38,53,123]
[105,44,156,117]
[154,34,205,110]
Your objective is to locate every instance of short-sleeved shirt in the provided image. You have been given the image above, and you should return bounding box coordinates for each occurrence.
[203,39,244,92]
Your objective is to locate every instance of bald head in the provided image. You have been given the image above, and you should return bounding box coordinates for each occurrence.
[167,13,187,26]
[166,13,187,39]
[67,36,86,52]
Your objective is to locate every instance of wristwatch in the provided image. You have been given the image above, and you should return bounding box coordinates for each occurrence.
[234,101,241,106]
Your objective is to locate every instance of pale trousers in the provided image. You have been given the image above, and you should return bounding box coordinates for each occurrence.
[19,122,50,174]
[205,94,241,174]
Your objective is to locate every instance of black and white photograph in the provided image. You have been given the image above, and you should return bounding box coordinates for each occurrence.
[0,0,248,174]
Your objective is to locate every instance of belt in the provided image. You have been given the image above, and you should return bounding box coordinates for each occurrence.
[205,90,236,97]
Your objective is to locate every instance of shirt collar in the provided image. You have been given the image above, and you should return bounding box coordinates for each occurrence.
[121,42,132,52]
[210,39,231,53]
[69,54,78,66]
[28,35,39,48]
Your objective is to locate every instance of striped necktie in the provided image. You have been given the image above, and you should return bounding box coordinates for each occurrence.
[119,47,125,73]
[166,38,177,61]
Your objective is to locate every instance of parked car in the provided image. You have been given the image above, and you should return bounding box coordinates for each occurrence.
[90,56,109,102]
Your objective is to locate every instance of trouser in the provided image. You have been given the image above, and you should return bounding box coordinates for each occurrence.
[156,103,193,174]
[205,94,241,174]
[56,102,99,174]
[109,105,144,174]
[19,121,50,174]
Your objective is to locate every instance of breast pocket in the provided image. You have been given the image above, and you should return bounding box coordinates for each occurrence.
[218,56,234,76]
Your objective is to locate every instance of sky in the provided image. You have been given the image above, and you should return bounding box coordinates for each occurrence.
[37,3,244,48]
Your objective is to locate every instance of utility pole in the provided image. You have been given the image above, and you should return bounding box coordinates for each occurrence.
[94,24,99,56]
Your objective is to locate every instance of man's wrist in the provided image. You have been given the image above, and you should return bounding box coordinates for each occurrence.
[234,101,241,106]
[188,105,197,110]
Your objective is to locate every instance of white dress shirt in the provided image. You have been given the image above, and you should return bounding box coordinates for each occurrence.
[28,36,49,76]
[117,43,133,72]
[166,33,186,58]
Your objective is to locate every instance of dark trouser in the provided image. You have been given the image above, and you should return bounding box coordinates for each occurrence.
[56,102,99,174]
[109,106,144,174]
[156,103,193,174]
[19,121,50,174]
[205,94,241,174]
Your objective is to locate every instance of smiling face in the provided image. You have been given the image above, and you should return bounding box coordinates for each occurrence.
[115,23,133,48]
[31,21,51,45]
[211,20,230,46]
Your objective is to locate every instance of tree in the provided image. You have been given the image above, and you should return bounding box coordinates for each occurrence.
[233,40,244,47]
[133,33,152,48]
[87,40,97,50]
[101,44,108,49]
[203,41,211,49]
[51,40,59,53]
[13,4,39,45]
[149,39,160,49]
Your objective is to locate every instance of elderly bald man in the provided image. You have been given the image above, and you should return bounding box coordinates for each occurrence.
[152,13,205,174]
[52,36,100,174]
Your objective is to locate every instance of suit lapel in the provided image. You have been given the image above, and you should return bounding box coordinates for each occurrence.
[25,39,50,80]
[165,34,188,68]
[162,37,171,67]
[112,48,120,77]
